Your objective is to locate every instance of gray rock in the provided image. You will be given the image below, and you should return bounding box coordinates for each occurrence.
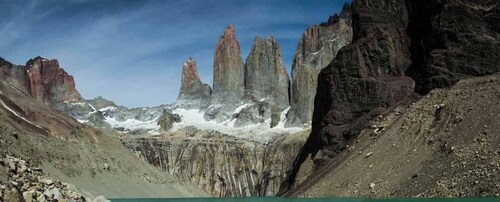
[157,109,182,132]
[244,36,290,109]
[232,101,282,128]
[22,190,35,202]
[286,4,353,127]
[4,188,22,202]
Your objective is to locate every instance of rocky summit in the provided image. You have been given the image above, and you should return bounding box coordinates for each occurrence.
[212,25,245,104]
[26,57,83,108]
[286,3,353,127]
[244,36,290,109]
[176,57,212,109]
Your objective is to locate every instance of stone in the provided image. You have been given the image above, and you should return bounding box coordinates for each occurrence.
[36,192,46,202]
[44,179,53,186]
[103,163,109,171]
[6,157,16,171]
[212,25,245,104]
[244,36,290,109]
[22,190,35,202]
[369,183,376,189]
[49,188,62,200]
[4,188,22,202]
[365,152,374,158]
[176,57,212,109]
[286,3,353,127]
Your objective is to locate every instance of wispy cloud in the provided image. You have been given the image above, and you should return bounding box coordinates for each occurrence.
[0,0,350,107]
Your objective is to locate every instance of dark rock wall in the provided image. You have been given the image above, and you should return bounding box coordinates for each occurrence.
[280,0,500,194]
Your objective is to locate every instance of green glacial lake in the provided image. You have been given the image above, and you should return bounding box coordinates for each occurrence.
[110,197,500,202]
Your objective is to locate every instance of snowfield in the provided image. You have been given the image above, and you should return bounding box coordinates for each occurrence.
[171,107,303,143]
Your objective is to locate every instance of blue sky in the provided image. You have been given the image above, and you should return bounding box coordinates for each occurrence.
[0,0,350,107]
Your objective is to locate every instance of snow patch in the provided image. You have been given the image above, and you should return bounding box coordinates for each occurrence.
[171,108,302,143]
[98,106,116,112]
[234,103,252,114]
[275,107,291,129]
[0,97,44,130]
[103,116,159,132]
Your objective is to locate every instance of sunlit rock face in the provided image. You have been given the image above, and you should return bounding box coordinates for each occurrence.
[176,57,212,109]
[244,36,290,109]
[123,127,309,197]
[286,3,353,127]
[25,56,83,108]
[212,25,245,104]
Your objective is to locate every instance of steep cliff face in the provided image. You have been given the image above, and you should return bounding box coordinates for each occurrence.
[123,128,308,197]
[405,0,500,93]
[212,25,245,104]
[176,58,212,109]
[25,57,83,108]
[286,4,353,127]
[280,0,500,194]
[244,36,290,109]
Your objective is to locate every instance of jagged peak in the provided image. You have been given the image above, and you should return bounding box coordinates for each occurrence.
[225,24,235,33]
[26,56,59,67]
[182,57,201,81]
[320,3,352,27]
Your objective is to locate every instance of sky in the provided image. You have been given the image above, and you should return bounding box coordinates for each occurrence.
[0,0,350,108]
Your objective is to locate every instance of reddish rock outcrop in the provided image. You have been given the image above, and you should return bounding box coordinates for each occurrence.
[244,36,290,109]
[176,57,212,109]
[26,57,82,107]
[212,25,245,103]
[286,4,353,127]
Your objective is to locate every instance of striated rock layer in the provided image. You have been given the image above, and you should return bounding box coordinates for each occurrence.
[212,25,245,104]
[280,0,500,194]
[123,127,309,197]
[176,58,212,109]
[286,4,353,127]
[244,36,290,109]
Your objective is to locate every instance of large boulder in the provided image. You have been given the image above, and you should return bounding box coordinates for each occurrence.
[286,4,353,127]
[158,109,182,132]
[244,36,290,109]
[176,57,212,109]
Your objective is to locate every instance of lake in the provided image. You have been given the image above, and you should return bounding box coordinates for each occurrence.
[110,197,499,202]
